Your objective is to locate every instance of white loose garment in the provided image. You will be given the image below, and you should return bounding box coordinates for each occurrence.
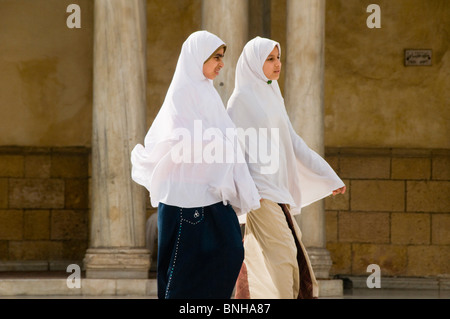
[131,31,261,215]
[227,36,344,219]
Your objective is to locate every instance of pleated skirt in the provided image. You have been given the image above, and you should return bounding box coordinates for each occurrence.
[157,201,244,299]
[235,199,319,299]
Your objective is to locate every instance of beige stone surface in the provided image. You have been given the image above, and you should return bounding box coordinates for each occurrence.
[24,210,50,240]
[8,178,65,209]
[352,243,407,276]
[318,279,343,297]
[407,181,450,212]
[9,241,63,260]
[392,157,431,180]
[89,0,148,248]
[325,211,338,242]
[0,0,93,147]
[407,245,450,276]
[0,242,8,260]
[24,155,51,178]
[324,0,450,149]
[327,242,352,275]
[0,210,23,240]
[392,158,431,179]
[61,241,88,260]
[339,211,390,243]
[391,213,430,245]
[0,279,81,296]
[51,153,88,178]
[351,180,405,212]
[85,0,150,279]
[116,279,148,296]
[0,278,159,297]
[0,179,7,208]
[81,279,116,296]
[340,156,390,179]
[0,0,447,151]
[432,156,450,180]
[431,214,450,245]
[51,210,88,240]
[0,155,24,177]
[64,179,88,209]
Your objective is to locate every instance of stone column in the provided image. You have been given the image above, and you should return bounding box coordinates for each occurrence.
[285,0,342,295]
[83,0,150,279]
[202,0,248,104]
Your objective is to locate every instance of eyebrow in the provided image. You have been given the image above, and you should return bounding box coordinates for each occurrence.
[214,53,224,58]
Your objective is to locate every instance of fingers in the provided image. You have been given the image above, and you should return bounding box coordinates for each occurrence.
[332,186,347,196]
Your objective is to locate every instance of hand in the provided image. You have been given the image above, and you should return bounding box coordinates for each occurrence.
[332,186,346,196]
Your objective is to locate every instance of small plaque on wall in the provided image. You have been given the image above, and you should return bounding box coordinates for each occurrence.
[404,49,432,66]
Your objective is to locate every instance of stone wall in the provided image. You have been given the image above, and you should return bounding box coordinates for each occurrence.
[0,147,89,270]
[0,0,448,282]
[324,0,450,149]
[3,145,448,280]
[0,0,93,147]
[325,147,450,277]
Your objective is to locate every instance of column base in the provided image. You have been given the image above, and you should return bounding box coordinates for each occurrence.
[84,248,151,279]
[318,279,343,297]
[306,247,343,297]
[306,247,333,279]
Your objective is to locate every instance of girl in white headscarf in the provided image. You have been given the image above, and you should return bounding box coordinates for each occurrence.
[131,31,261,299]
[227,36,346,299]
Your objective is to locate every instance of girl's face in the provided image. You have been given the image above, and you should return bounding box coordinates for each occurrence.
[203,47,225,80]
[263,45,281,81]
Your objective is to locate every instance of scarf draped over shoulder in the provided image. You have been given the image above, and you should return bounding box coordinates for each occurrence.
[227,36,344,220]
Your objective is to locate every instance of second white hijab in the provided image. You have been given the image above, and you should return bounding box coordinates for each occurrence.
[227,36,344,217]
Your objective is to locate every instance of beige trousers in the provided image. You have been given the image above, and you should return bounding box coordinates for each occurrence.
[235,199,319,299]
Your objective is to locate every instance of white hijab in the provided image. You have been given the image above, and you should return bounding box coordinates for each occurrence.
[131,31,261,215]
[227,36,344,217]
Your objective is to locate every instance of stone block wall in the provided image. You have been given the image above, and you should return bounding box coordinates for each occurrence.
[325,147,450,278]
[0,147,89,270]
[1,145,448,280]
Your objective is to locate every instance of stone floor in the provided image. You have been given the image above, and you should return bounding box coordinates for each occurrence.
[0,271,449,299]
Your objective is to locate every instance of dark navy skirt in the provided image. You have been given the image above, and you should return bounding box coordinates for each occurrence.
[157,201,244,299]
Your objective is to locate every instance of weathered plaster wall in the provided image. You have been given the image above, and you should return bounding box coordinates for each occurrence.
[324,0,449,149]
[0,0,93,146]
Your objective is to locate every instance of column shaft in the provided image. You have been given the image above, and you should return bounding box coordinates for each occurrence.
[84,0,150,279]
[202,0,249,104]
[285,0,333,280]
